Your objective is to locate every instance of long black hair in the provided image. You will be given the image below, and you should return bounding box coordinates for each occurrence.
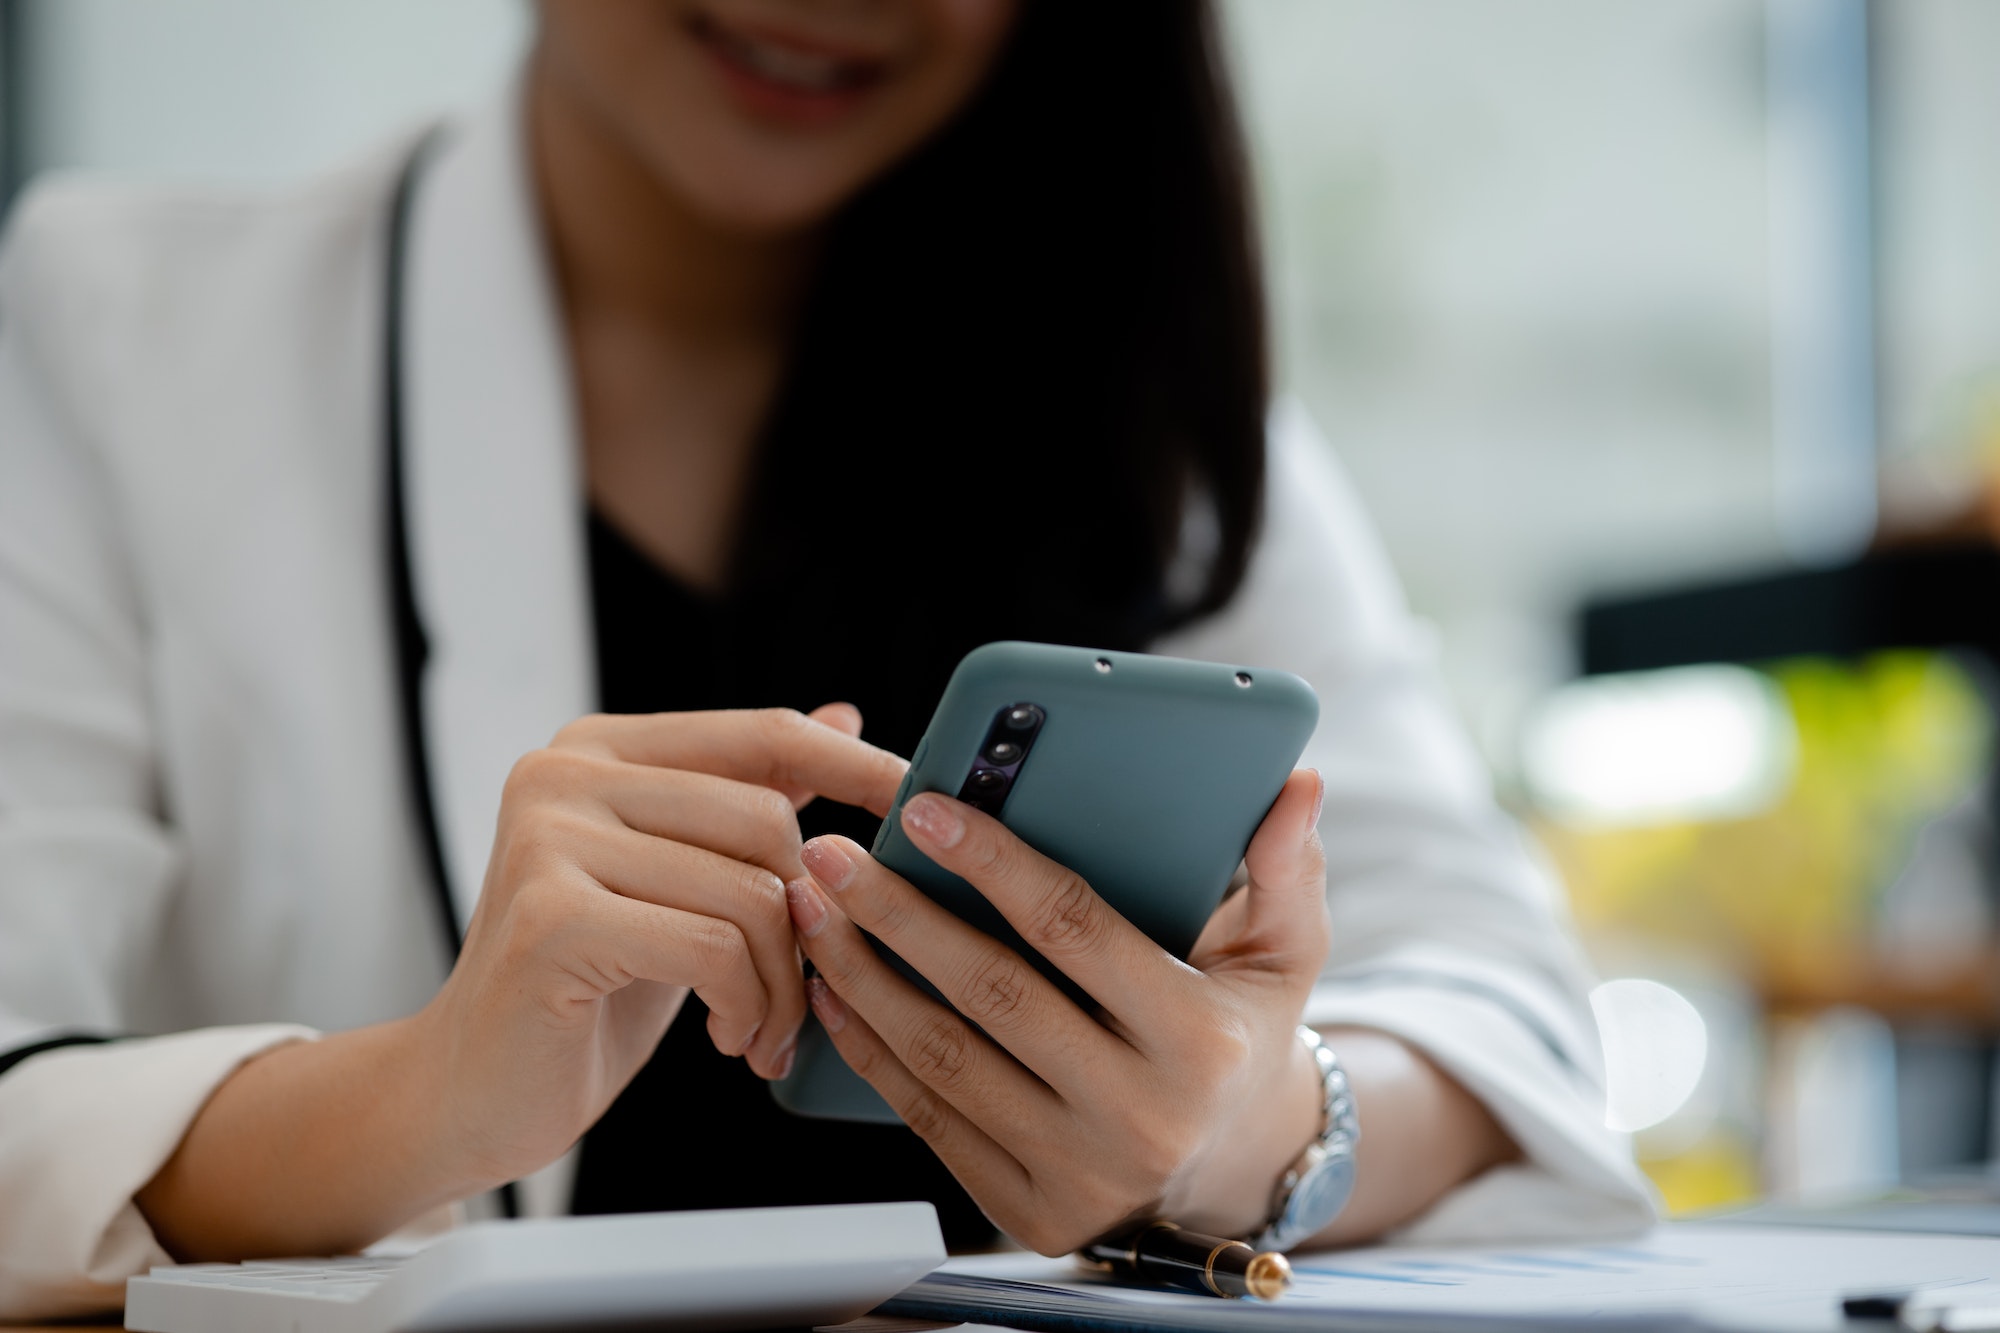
[738,0,1268,681]
[575,2,1272,1242]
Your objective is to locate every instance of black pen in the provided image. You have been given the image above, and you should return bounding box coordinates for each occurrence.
[1080,1221,1293,1301]
[1845,1289,2000,1332]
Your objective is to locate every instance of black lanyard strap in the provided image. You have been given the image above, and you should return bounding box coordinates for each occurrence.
[381,133,521,1219]
[383,133,462,965]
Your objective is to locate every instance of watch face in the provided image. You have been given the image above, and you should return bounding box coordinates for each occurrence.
[1284,1152,1357,1237]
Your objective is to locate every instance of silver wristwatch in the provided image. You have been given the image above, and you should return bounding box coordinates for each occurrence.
[1251,1025,1360,1252]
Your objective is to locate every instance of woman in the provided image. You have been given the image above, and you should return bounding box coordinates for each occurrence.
[0,0,1651,1317]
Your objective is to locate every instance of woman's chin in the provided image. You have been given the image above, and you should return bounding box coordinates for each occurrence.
[668,162,865,239]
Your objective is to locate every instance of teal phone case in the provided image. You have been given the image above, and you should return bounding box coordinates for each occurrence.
[770,641,1319,1123]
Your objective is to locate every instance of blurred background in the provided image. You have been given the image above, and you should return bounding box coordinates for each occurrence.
[4,0,1998,1218]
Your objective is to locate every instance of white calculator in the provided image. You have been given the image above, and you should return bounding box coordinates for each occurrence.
[125,1202,944,1333]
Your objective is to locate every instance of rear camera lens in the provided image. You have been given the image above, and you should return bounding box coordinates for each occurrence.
[985,740,1023,766]
[968,769,1007,795]
[1004,705,1041,731]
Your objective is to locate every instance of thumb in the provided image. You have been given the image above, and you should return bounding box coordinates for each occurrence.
[1240,768,1329,954]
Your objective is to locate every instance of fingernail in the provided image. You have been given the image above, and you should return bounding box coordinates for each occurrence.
[903,795,964,848]
[786,877,828,938]
[808,975,846,1034]
[1308,769,1325,827]
[801,837,855,891]
[766,1025,799,1081]
[737,1021,762,1056]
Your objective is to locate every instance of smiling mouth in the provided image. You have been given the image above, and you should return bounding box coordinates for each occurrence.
[688,10,890,113]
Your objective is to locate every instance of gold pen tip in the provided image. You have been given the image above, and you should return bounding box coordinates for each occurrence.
[1245,1251,1293,1301]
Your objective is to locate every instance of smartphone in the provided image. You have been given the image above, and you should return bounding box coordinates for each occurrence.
[770,640,1319,1123]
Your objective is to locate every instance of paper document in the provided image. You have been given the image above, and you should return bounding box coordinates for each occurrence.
[880,1224,2000,1332]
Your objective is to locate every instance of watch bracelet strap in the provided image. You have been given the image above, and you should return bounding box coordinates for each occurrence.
[1250,1025,1361,1252]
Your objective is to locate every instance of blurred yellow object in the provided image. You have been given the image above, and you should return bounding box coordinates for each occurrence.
[1638,1131,1762,1216]
[1537,650,1990,966]
[1534,650,1991,1209]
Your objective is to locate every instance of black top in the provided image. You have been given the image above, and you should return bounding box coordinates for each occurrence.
[566,509,999,1251]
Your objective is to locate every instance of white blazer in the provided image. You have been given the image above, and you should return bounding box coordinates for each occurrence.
[0,86,1654,1319]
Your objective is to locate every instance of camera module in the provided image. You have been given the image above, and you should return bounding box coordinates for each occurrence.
[955,701,1046,812]
[984,739,1023,766]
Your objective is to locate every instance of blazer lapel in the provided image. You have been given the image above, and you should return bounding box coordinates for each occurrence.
[400,87,595,930]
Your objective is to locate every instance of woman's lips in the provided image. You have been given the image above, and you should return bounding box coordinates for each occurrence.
[689,12,890,128]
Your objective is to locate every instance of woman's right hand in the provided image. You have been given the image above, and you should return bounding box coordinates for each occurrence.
[136,704,903,1261]
[414,704,907,1191]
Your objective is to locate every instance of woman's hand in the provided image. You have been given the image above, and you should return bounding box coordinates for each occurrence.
[785,769,1332,1255]
[416,704,907,1189]
[138,703,906,1262]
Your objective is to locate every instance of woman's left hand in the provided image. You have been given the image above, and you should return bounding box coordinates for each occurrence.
[785,768,1331,1255]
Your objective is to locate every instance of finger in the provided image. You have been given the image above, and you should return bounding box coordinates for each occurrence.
[1237,769,1331,965]
[557,707,907,816]
[799,834,1122,1092]
[582,762,807,879]
[581,888,770,1058]
[896,794,1189,1026]
[807,701,863,737]
[781,703,867,810]
[578,829,804,1077]
[801,972,1036,1225]
[786,876,1066,1156]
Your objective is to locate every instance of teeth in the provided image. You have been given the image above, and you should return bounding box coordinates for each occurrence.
[720,28,857,92]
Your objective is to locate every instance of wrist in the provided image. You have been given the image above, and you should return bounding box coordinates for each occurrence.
[136,1015,479,1261]
[1247,1027,1361,1251]
[402,992,533,1199]
[384,1007,495,1201]
[1295,1028,1519,1246]
[1175,1025,1325,1237]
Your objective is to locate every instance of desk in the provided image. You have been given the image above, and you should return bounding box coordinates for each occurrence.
[47,1210,2000,1333]
[6,1318,977,1333]
[3,1312,980,1320]
[7,1312,984,1320]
